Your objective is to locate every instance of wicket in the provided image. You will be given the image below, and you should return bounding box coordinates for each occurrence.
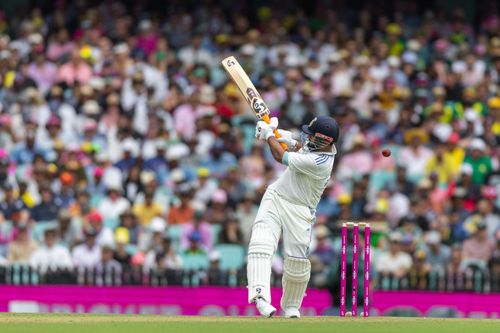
[340,222,371,317]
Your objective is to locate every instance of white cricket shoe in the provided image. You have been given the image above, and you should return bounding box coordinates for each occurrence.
[255,298,276,318]
[283,307,301,318]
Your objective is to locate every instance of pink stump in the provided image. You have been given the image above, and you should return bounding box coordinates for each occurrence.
[351,224,359,316]
[363,225,371,317]
[340,224,347,317]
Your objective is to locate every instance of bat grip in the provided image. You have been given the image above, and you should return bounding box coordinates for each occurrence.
[261,114,287,150]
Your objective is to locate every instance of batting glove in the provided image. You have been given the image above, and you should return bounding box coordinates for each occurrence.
[276,129,299,151]
[255,117,279,141]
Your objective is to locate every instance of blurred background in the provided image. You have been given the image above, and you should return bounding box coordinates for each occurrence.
[0,0,499,317]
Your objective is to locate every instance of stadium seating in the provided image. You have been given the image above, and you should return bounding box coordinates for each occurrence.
[214,244,246,270]
[181,253,210,270]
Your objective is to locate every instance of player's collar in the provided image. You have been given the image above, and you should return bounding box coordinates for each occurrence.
[310,144,337,155]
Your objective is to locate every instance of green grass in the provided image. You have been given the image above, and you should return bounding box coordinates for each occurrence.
[1,314,499,333]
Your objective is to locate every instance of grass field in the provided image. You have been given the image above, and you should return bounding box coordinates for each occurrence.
[1,314,499,333]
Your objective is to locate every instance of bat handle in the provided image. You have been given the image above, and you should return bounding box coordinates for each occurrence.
[261,114,287,150]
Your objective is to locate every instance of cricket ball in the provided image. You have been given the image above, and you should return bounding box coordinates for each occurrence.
[382,148,391,157]
[346,311,352,317]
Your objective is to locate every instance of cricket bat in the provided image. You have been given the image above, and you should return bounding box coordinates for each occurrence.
[221,56,287,149]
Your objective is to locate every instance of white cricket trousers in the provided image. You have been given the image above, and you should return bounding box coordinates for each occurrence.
[247,189,315,303]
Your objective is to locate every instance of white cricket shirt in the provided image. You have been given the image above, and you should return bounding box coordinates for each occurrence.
[267,147,335,209]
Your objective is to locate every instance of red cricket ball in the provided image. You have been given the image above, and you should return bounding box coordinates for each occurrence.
[382,148,391,157]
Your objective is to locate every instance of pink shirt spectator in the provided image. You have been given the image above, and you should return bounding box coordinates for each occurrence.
[27,62,58,94]
[137,33,159,57]
[173,103,197,140]
[337,150,374,179]
[372,152,395,171]
[180,220,213,251]
[429,187,448,214]
[47,41,75,61]
[58,61,93,85]
[462,235,495,263]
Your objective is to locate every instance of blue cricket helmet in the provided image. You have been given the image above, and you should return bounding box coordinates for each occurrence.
[301,116,340,150]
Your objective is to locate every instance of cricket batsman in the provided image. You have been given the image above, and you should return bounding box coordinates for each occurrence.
[248,115,339,318]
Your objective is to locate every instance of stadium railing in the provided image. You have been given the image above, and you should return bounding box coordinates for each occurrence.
[0,264,279,287]
[376,267,499,293]
[1,264,498,292]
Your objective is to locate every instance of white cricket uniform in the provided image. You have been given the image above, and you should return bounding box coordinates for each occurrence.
[254,148,335,257]
[247,146,336,306]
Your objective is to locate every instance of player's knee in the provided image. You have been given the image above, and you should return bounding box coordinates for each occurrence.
[248,242,274,256]
[283,256,311,283]
[248,222,276,256]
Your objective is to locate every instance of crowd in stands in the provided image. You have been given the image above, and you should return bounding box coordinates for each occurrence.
[0,1,499,290]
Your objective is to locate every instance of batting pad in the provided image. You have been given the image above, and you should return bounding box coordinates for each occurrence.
[280,256,311,310]
[247,222,276,303]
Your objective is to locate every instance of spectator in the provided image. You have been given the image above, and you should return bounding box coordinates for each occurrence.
[142,217,167,253]
[489,231,500,281]
[68,190,91,219]
[462,223,496,266]
[193,168,218,205]
[399,129,433,183]
[57,49,93,85]
[113,227,132,269]
[95,245,122,286]
[167,188,194,225]
[143,141,168,175]
[184,231,205,255]
[423,231,452,272]
[476,199,500,240]
[97,186,130,221]
[217,216,244,245]
[206,189,229,225]
[463,139,493,185]
[337,135,373,181]
[57,209,82,248]
[144,235,183,271]
[7,223,38,264]
[0,253,7,267]
[30,187,61,222]
[377,232,413,278]
[133,188,163,227]
[205,250,228,285]
[408,250,432,289]
[46,28,75,61]
[221,167,248,208]
[177,33,213,68]
[0,184,27,221]
[72,227,101,269]
[447,245,465,276]
[118,209,141,245]
[236,193,258,244]
[181,208,212,251]
[86,211,115,247]
[30,226,73,273]
[27,49,58,94]
[136,20,159,58]
[310,225,336,266]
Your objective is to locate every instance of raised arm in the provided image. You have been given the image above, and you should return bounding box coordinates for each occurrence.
[267,136,287,163]
[255,117,299,164]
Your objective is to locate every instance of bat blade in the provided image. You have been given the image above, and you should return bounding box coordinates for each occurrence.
[222,56,286,149]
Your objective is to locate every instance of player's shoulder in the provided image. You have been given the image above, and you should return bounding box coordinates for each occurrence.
[311,152,334,166]
[287,150,334,169]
